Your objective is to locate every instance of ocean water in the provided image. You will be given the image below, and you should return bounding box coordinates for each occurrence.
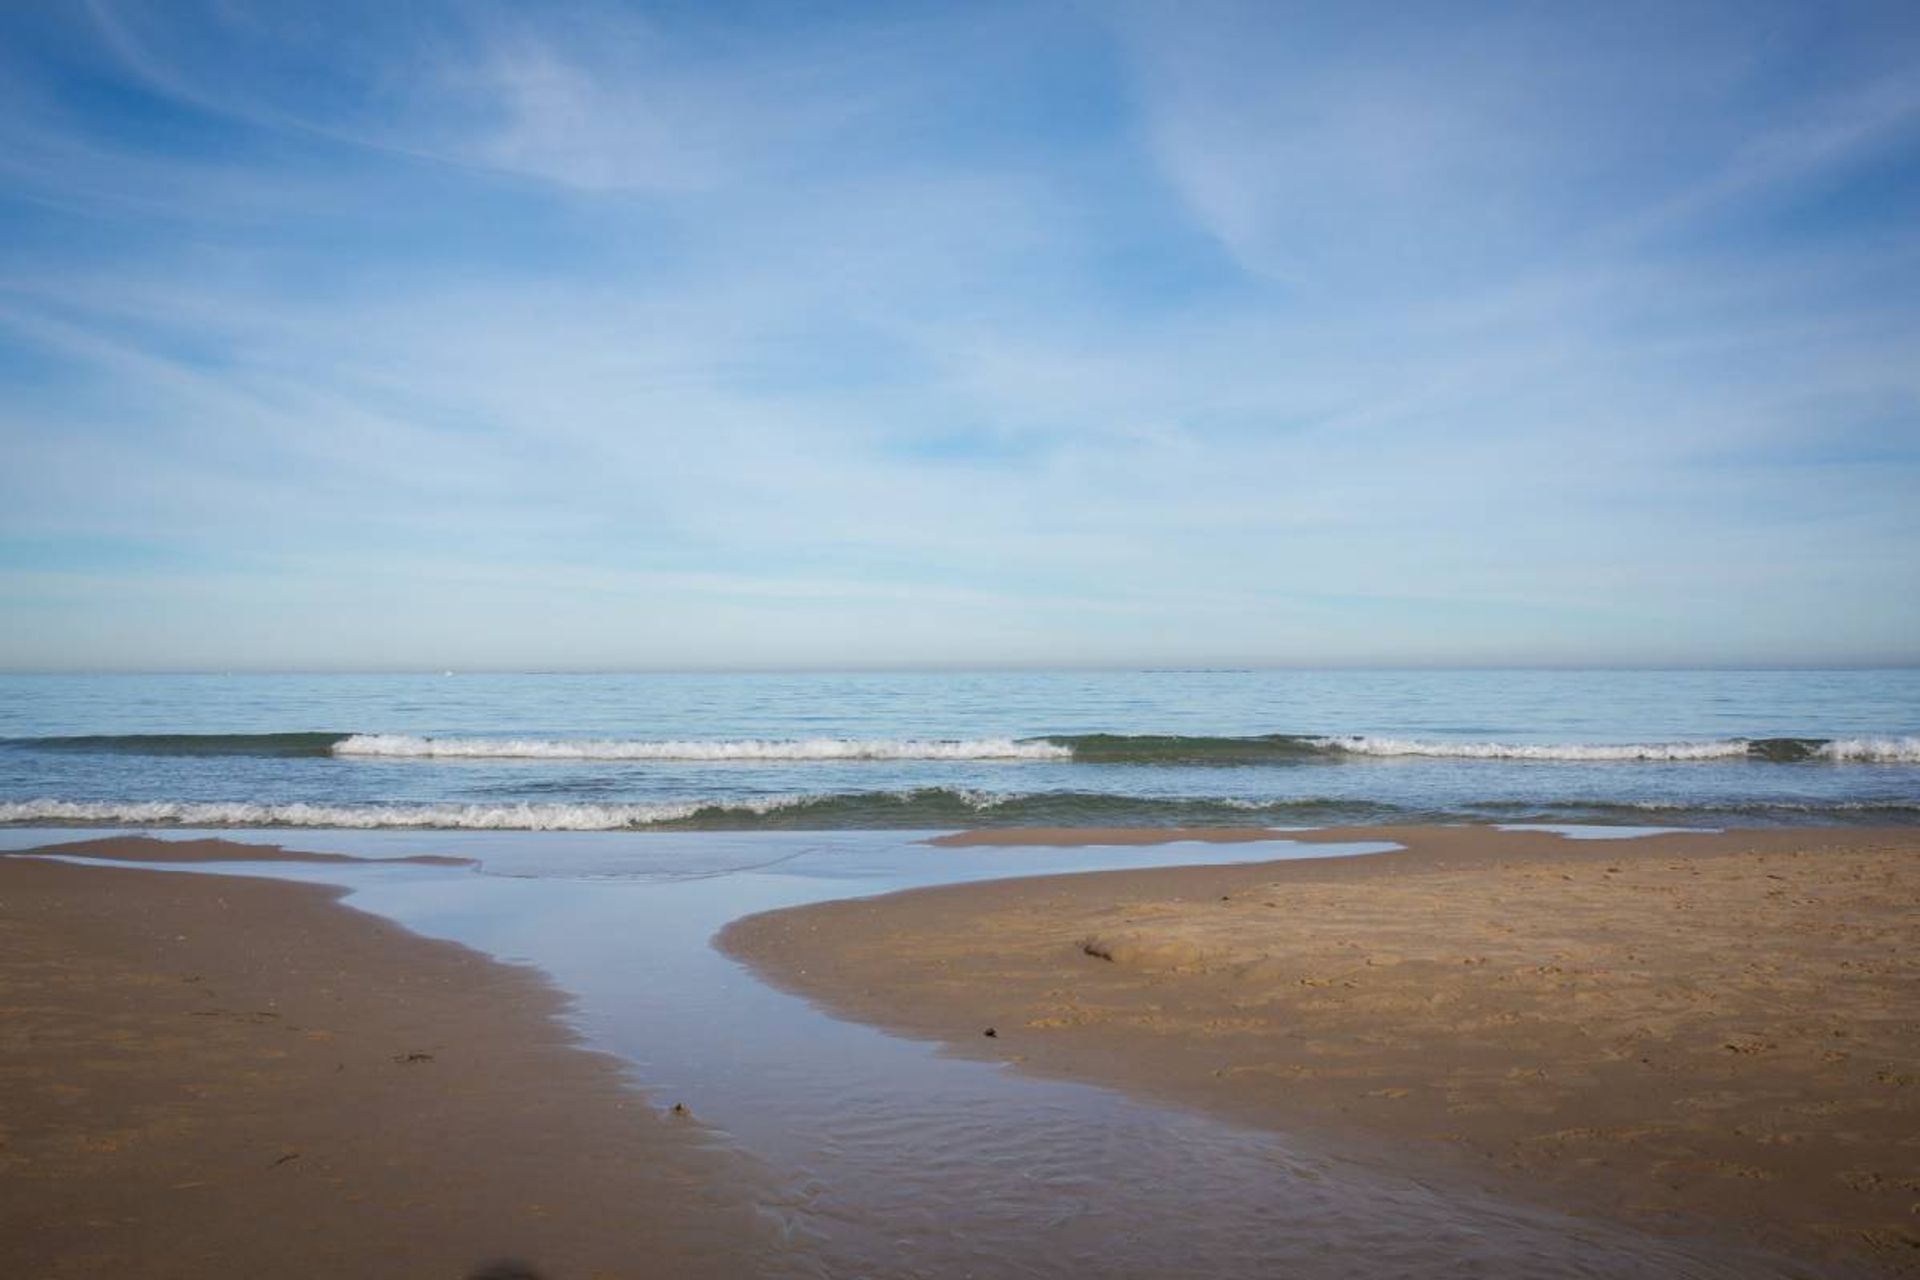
[2,668,1917,830]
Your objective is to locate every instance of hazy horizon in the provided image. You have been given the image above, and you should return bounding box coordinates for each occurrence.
[4,2,1917,670]
[5,660,1918,678]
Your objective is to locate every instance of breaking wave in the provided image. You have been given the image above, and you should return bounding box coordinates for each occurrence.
[0,791,1395,831]
[5,789,1917,832]
[1815,737,1920,762]
[0,797,785,830]
[1318,735,1920,763]
[331,734,1071,761]
[6,732,1916,765]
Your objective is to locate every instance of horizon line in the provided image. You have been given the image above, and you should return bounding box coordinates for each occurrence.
[4,661,1918,678]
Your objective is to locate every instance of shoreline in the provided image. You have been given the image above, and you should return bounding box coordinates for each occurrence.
[0,841,773,1279]
[9,833,477,865]
[722,824,1920,1275]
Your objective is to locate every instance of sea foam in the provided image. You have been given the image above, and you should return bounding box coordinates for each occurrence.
[0,797,808,830]
[0,790,1376,830]
[331,734,1070,762]
[1318,735,1920,762]
[4,788,1914,831]
[1815,736,1920,762]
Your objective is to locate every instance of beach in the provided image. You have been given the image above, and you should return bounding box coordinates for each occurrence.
[724,825,1920,1275]
[3,822,1916,1277]
[0,839,773,1280]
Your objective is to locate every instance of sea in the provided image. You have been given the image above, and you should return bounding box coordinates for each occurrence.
[3,668,1917,830]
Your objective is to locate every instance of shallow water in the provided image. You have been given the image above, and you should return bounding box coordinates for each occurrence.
[2,825,1833,1278]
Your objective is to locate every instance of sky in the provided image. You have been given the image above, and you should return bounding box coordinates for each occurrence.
[1,0,1917,672]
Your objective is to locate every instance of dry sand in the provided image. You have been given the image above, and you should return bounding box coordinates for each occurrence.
[722,824,1920,1276]
[0,838,773,1280]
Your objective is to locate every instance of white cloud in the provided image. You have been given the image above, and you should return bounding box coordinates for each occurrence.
[1,1,1916,667]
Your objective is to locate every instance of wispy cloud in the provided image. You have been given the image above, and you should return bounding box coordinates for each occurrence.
[1,0,1916,669]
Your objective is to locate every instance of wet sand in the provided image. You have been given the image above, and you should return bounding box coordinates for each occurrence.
[0,839,771,1280]
[723,825,1920,1275]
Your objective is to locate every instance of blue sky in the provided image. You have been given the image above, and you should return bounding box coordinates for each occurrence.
[2,1,1917,671]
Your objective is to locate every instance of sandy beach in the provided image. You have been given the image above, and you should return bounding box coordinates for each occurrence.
[724,825,1920,1275]
[7,824,1917,1278]
[0,838,772,1280]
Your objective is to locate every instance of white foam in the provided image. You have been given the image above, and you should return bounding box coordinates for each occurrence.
[1494,824,1714,840]
[1318,737,1752,761]
[332,734,1069,762]
[1816,736,1920,762]
[0,797,819,831]
[1317,735,1920,763]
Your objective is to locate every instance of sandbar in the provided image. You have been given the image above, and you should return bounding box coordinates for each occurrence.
[0,840,772,1279]
[722,824,1920,1275]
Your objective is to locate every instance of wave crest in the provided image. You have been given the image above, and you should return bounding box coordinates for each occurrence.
[0,797,786,830]
[1318,737,1754,761]
[1816,736,1920,762]
[0,791,1388,831]
[7,731,1916,766]
[7,789,1916,832]
[331,734,1071,762]
[1319,735,1920,763]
